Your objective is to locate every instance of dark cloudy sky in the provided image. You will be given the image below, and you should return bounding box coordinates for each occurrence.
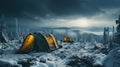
[0,0,120,34]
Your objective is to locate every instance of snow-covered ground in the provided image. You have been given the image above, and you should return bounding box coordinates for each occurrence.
[0,40,107,67]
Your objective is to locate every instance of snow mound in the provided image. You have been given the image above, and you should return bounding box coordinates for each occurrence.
[0,41,106,67]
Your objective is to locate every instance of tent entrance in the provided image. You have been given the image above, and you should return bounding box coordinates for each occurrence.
[20,34,35,52]
[46,34,58,49]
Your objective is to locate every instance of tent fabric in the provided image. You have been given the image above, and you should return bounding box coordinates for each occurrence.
[32,33,50,52]
[18,32,58,53]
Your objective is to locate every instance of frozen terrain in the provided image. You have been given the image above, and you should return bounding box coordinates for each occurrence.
[0,40,108,67]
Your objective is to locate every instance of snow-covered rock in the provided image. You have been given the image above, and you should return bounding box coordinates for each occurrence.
[103,47,120,67]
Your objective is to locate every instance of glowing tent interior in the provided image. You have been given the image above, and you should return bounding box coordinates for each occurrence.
[63,37,73,42]
[17,32,58,53]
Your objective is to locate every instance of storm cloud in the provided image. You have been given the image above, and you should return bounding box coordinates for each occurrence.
[0,0,120,19]
[0,0,120,34]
